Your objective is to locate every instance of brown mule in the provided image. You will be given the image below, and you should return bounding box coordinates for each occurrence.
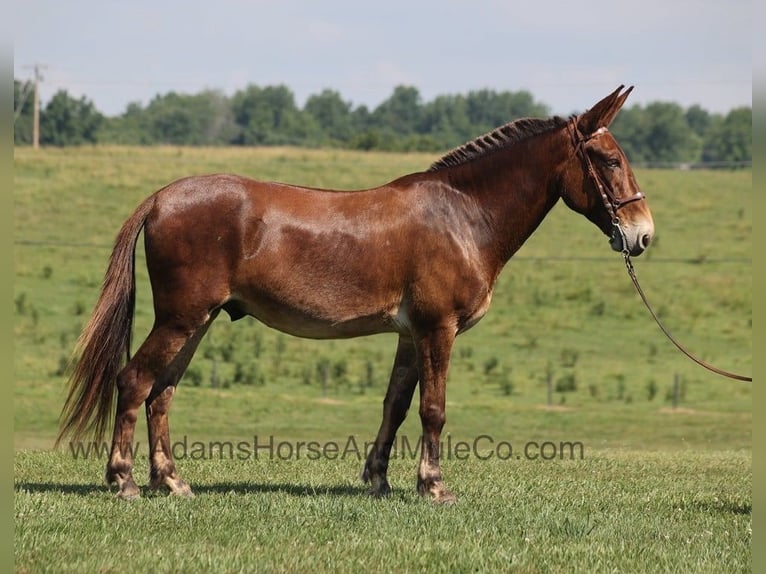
[57,86,654,502]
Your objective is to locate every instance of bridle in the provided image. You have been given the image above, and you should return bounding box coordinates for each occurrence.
[567,117,752,383]
[567,118,645,230]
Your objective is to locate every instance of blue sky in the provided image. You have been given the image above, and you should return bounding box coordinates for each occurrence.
[14,0,751,117]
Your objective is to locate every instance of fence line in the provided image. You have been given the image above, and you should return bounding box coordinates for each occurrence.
[632,161,751,169]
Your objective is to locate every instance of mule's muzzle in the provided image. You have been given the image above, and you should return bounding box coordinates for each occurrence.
[610,222,654,257]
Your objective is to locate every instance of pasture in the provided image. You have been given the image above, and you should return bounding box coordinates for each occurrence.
[14,146,751,572]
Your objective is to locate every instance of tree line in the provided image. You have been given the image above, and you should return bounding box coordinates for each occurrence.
[14,79,751,166]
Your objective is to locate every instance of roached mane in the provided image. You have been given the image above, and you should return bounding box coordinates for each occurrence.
[428,115,568,171]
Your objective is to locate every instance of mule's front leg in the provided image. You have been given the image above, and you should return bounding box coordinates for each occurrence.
[362,337,418,497]
[415,326,456,504]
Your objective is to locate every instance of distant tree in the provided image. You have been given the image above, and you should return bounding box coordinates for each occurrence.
[613,102,698,164]
[143,92,198,144]
[464,89,549,133]
[97,101,152,145]
[419,94,473,148]
[13,76,751,164]
[40,90,103,146]
[610,105,647,161]
[14,79,35,145]
[196,90,239,144]
[231,84,318,146]
[348,105,380,150]
[348,104,371,129]
[702,107,751,165]
[372,85,423,137]
[135,90,237,145]
[641,102,698,163]
[685,104,714,138]
[304,89,355,144]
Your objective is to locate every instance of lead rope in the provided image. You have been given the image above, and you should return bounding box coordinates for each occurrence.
[620,240,752,382]
[569,118,750,382]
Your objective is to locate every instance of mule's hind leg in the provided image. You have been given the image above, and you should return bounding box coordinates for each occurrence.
[362,337,419,497]
[105,317,209,499]
[145,314,217,496]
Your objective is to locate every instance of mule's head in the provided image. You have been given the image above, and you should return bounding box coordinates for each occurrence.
[559,85,654,256]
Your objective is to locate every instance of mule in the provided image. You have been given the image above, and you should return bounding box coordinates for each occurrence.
[57,85,654,502]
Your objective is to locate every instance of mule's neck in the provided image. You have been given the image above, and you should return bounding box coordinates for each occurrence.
[434,126,572,269]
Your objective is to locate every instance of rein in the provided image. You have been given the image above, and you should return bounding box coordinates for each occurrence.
[568,118,752,383]
[622,253,751,382]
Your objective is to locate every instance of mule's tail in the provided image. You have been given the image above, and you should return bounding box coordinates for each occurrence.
[55,194,157,447]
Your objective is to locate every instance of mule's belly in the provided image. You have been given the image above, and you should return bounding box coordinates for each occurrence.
[228,290,402,339]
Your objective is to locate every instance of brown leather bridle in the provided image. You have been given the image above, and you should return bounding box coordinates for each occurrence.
[568,116,752,383]
[567,117,645,243]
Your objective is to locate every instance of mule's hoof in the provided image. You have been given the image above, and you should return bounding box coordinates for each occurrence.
[169,487,195,498]
[148,474,194,497]
[432,490,457,505]
[115,484,141,501]
[166,477,195,498]
[418,478,456,505]
[362,469,391,498]
[368,481,392,499]
[108,473,141,500]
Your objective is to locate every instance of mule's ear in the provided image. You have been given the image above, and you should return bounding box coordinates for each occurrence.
[600,85,633,127]
[577,85,633,135]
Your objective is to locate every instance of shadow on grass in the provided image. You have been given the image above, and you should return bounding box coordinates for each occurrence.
[678,499,752,515]
[15,481,371,498]
[194,482,370,497]
[15,482,110,496]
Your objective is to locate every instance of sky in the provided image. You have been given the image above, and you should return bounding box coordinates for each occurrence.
[13,0,751,118]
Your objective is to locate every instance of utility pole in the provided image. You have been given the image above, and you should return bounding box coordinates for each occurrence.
[25,64,47,149]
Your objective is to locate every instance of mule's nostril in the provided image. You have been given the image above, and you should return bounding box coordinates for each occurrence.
[640,234,651,249]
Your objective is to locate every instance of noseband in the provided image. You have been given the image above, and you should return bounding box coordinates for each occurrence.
[567,118,645,236]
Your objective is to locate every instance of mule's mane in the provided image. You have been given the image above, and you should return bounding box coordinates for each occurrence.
[428,115,568,171]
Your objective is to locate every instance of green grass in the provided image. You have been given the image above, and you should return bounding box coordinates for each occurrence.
[15,449,751,573]
[14,146,751,572]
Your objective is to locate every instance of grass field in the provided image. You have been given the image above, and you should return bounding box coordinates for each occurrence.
[14,450,751,573]
[14,146,751,572]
